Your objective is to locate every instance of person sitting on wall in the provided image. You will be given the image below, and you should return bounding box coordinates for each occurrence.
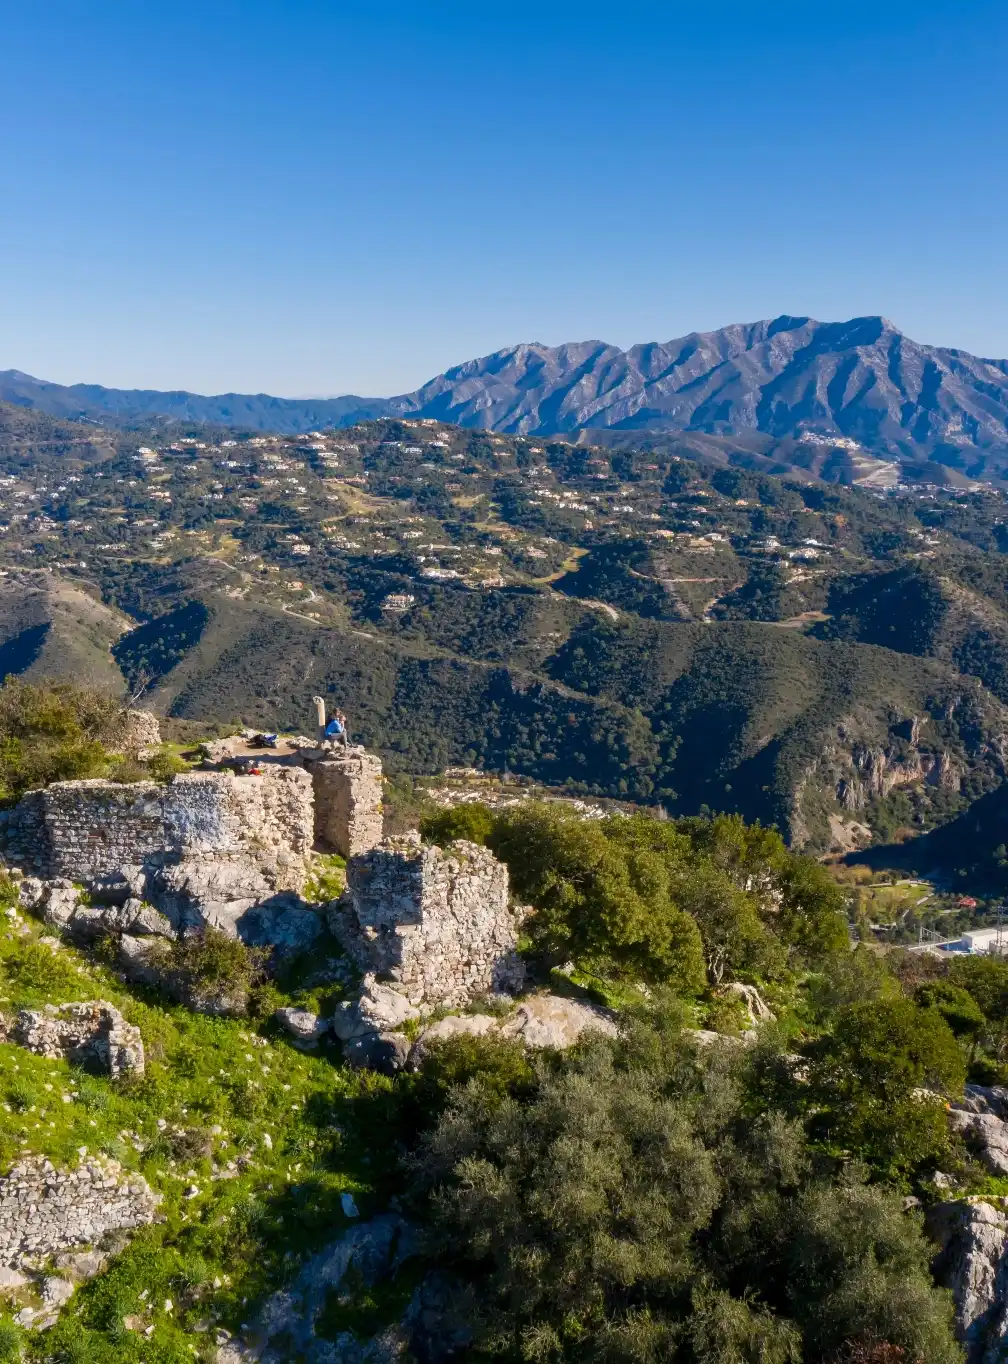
[324,712,349,748]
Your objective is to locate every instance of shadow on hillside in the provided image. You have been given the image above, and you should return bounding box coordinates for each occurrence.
[845,781,1008,892]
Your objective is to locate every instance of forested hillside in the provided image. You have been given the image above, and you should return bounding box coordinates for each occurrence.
[1,403,1008,862]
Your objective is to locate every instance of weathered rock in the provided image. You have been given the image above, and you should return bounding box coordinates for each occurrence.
[950,1087,1008,1175]
[307,748,384,858]
[0,1157,159,1269]
[0,1266,27,1293]
[238,897,323,957]
[724,981,774,1024]
[344,1030,411,1075]
[69,900,174,941]
[148,855,272,935]
[927,1198,1008,1362]
[275,1007,329,1047]
[332,976,421,1042]
[41,1275,75,1310]
[243,1215,417,1364]
[332,836,524,1008]
[12,1001,144,1077]
[499,994,618,1049]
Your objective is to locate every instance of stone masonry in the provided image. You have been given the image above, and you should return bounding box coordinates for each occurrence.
[305,748,383,857]
[0,1157,159,1268]
[6,1002,144,1078]
[332,834,524,1006]
[0,767,314,889]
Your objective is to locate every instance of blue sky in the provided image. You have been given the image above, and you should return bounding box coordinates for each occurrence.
[1,1,1005,395]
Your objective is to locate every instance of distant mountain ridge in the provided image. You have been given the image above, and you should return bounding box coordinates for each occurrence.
[5,314,1008,467]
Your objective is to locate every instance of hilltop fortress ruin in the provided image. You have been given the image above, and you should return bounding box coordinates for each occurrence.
[0,727,525,1015]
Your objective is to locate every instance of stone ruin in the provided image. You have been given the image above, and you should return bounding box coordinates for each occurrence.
[0,1156,159,1271]
[0,767,315,888]
[304,748,384,857]
[331,833,525,1007]
[3,1001,144,1078]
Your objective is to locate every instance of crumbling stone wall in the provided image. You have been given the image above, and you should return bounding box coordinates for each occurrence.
[0,768,314,888]
[108,709,162,757]
[0,1157,159,1268]
[5,1002,144,1078]
[333,835,524,1006]
[307,748,383,857]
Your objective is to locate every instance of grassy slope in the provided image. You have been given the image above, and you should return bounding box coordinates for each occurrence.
[0,913,405,1364]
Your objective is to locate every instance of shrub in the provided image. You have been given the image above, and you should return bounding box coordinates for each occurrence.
[163,929,268,1016]
[0,679,121,802]
[414,1018,960,1363]
[420,802,496,847]
[806,996,965,1176]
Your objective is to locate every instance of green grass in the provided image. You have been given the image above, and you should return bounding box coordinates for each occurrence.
[0,915,410,1362]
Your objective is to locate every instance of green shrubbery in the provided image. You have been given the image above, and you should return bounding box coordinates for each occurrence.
[425,802,847,993]
[414,1011,962,1364]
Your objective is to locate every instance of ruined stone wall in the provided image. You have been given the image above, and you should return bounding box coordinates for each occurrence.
[0,768,314,886]
[308,748,383,857]
[4,1002,144,1078]
[334,835,524,1006]
[0,1157,159,1268]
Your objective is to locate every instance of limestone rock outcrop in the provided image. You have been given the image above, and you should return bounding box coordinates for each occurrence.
[928,1198,1008,1363]
[242,1214,417,1364]
[331,835,524,1008]
[7,1001,144,1077]
[0,1157,159,1269]
[949,1086,1008,1175]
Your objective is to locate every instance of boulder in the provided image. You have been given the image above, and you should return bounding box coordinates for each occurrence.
[344,1030,411,1075]
[275,1007,329,1048]
[245,1215,416,1363]
[950,1086,1008,1175]
[332,976,421,1042]
[499,994,618,1049]
[148,856,271,935]
[724,981,774,1024]
[238,896,323,957]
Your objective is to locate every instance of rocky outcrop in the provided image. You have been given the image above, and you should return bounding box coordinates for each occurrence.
[0,1156,159,1269]
[240,1215,417,1364]
[307,748,384,857]
[331,835,524,1008]
[949,1086,1008,1175]
[838,743,961,808]
[6,1001,144,1077]
[928,1198,1008,1363]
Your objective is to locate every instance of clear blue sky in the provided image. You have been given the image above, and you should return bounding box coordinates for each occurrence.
[1,1,1005,396]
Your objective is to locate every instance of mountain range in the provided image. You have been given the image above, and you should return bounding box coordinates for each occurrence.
[4,314,1008,471]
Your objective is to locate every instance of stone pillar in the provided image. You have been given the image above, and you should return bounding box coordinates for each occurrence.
[309,748,383,857]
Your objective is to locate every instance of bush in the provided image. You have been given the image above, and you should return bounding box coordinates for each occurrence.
[806,997,965,1176]
[414,1017,960,1363]
[420,802,497,847]
[0,679,121,802]
[486,804,846,990]
[163,929,268,1016]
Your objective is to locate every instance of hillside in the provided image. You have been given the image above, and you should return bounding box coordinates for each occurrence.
[5,314,1008,471]
[0,402,1008,855]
